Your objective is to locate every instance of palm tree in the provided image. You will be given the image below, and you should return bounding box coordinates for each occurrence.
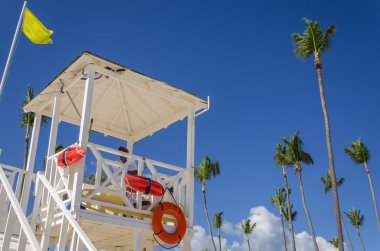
[213,211,223,251]
[345,208,365,251]
[282,131,319,251]
[329,238,338,248]
[321,171,345,194]
[20,86,48,170]
[241,219,256,251]
[194,156,220,251]
[345,138,380,229]
[283,203,298,223]
[320,171,354,251]
[292,18,344,251]
[271,187,288,251]
[275,143,297,251]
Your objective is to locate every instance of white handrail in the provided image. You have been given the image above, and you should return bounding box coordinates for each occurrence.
[36,173,97,251]
[0,167,41,251]
[88,142,184,171]
[0,163,33,175]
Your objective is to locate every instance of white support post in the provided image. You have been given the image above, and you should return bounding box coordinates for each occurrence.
[137,159,143,209]
[185,109,195,225]
[183,109,195,251]
[41,167,61,251]
[21,112,41,205]
[182,235,191,251]
[71,68,95,210]
[127,141,134,154]
[17,112,42,251]
[42,94,62,205]
[133,229,143,251]
[40,94,61,251]
[56,218,69,251]
[70,233,79,251]
[76,238,85,251]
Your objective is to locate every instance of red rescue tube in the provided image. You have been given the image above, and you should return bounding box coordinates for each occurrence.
[124,175,164,197]
[57,146,86,167]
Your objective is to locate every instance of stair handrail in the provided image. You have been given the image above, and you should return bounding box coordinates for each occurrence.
[36,172,97,251]
[0,166,41,251]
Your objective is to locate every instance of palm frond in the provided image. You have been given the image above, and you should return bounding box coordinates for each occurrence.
[344,208,365,228]
[274,143,290,167]
[292,18,335,60]
[241,219,256,235]
[329,238,339,248]
[283,203,297,222]
[344,137,370,164]
[271,187,287,207]
[213,211,224,229]
[282,131,313,171]
[20,86,49,128]
[194,155,221,183]
[320,170,345,193]
[299,152,314,165]
[319,25,336,53]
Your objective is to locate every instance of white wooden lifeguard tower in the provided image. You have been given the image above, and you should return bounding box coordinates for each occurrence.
[0,52,209,250]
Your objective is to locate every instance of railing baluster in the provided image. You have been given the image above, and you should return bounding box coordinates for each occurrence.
[0,167,41,251]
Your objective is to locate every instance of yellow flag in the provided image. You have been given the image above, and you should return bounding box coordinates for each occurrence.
[22,7,53,44]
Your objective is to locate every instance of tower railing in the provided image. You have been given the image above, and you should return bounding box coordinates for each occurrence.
[83,142,190,219]
[0,163,40,251]
[32,172,97,251]
[45,142,191,223]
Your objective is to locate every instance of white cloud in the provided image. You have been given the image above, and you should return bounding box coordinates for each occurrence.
[169,225,229,251]
[163,206,339,251]
[221,221,241,236]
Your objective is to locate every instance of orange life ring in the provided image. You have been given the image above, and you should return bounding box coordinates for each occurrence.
[152,202,187,244]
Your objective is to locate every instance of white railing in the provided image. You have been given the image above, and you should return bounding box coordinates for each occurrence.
[0,163,41,251]
[32,173,97,251]
[44,142,190,223]
[83,143,190,219]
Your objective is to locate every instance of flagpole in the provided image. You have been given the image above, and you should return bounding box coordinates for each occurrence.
[0,0,28,98]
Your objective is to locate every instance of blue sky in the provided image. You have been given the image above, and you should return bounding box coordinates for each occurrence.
[1,0,380,250]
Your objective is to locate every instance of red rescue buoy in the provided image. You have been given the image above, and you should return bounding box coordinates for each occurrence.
[57,146,86,167]
[124,175,164,197]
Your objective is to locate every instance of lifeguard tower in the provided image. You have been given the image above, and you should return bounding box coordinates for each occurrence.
[0,52,209,250]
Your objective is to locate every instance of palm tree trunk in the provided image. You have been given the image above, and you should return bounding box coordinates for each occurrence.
[297,171,319,251]
[283,166,297,251]
[247,238,251,251]
[217,228,222,251]
[279,208,288,251]
[24,125,30,170]
[363,161,380,229]
[341,215,354,251]
[202,183,217,251]
[19,125,30,200]
[315,62,344,251]
[356,227,365,251]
